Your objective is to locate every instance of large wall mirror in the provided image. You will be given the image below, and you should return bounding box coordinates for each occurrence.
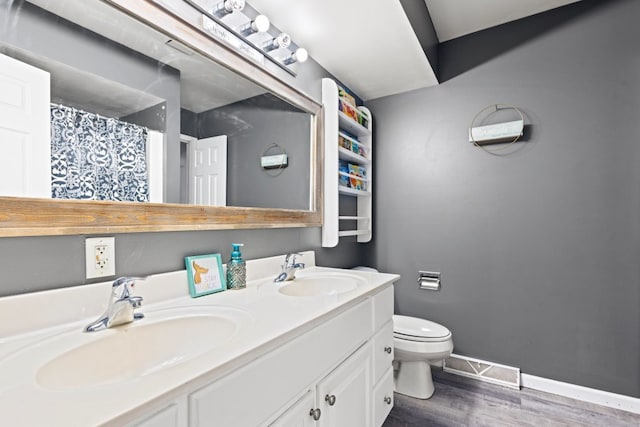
[0,0,323,236]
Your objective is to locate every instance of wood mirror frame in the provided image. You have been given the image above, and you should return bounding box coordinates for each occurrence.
[0,0,323,237]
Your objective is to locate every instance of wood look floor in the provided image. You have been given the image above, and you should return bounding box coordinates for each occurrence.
[383,369,640,427]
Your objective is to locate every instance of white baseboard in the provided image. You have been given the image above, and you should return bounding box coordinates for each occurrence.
[521,374,640,415]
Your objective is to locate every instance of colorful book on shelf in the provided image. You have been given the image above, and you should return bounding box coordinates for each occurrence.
[338,98,369,128]
[338,131,367,160]
[337,84,356,106]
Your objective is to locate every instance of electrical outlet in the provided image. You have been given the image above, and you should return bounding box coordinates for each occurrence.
[95,245,108,270]
[86,237,115,279]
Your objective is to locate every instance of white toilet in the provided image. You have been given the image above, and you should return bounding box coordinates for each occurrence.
[393,314,454,399]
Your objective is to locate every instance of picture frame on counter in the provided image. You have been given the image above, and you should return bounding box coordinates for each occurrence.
[185,253,226,297]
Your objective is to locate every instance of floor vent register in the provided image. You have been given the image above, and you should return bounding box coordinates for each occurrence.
[443,353,521,389]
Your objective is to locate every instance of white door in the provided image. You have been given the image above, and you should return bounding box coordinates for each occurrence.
[0,53,51,198]
[188,135,227,206]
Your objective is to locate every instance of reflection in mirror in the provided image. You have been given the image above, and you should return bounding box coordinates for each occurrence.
[0,0,312,211]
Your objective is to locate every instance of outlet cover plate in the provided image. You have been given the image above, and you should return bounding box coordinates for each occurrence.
[85,237,115,279]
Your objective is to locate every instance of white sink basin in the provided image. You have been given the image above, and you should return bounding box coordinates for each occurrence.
[3,306,252,391]
[277,272,365,297]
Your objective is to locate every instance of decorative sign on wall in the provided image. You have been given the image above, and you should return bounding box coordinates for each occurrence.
[468,104,525,148]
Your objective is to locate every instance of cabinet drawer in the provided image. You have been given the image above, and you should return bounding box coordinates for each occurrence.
[189,299,372,426]
[372,320,394,384]
[372,368,394,427]
[372,285,394,331]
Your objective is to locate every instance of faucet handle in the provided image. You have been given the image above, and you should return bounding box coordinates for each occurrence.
[284,252,303,267]
[111,276,145,299]
[129,295,144,309]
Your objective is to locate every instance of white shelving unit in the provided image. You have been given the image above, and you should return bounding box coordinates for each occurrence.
[322,78,372,247]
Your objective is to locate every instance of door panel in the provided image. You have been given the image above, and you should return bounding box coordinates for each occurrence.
[0,53,51,198]
[188,135,227,206]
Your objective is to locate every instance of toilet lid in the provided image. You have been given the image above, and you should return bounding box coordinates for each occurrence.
[393,315,451,340]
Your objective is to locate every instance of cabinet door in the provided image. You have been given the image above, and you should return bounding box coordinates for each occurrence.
[372,320,394,384]
[372,368,394,427]
[269,389,316,427]
[317,343,372,427]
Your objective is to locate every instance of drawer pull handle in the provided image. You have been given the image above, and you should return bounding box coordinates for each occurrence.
[384,396,392,405]
[309,408,321,420]
[384,346,392,354]
[325,394,336,406]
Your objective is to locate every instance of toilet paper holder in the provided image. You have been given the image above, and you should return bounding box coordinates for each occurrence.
[417,271,441,291]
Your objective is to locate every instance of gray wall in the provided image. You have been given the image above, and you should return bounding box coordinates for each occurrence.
[0,1,364,297]
[121,102,167,133]
[367,0,640,397]
[198,94,311,210]
[0,229,362,296]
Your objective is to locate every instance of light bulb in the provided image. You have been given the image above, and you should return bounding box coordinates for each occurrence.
[239,14,270,36]
[254,15,270,33]
[262,33,291,52]
[225,0,245,12]
[294,47,308,63]
[213,0,245,17]
[283,47,309,66]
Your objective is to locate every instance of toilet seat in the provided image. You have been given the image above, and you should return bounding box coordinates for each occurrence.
[393,315,451,342]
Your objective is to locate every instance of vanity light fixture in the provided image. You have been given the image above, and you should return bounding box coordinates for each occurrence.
[262,33,291,52]
[238,14,270,37]
[283,47,309,66]
[212,0,245,18]
[184,0,307,76]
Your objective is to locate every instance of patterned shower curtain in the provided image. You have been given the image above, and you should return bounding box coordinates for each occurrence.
[50,104,149,202]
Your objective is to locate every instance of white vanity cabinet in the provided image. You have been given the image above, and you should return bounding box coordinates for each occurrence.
[189,297,373,426]
[270,285,394,427]
[0,259,399,427]
[122,282,395,427]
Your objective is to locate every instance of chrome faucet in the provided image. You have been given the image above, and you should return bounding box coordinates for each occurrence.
[274,253,305,282]
[84,276,145,332]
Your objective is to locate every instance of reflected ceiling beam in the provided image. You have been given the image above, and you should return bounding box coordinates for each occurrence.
[24,0,267,112]
[0,43,163,118]
[399,0,440,82]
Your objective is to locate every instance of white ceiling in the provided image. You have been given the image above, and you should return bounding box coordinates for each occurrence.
[250,0,438,101]
[250,0,583,100]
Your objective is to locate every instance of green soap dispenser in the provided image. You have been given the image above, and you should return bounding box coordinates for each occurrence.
[226,243,246,289]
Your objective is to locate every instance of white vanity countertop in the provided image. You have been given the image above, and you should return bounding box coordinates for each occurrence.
[0,252,398,426]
